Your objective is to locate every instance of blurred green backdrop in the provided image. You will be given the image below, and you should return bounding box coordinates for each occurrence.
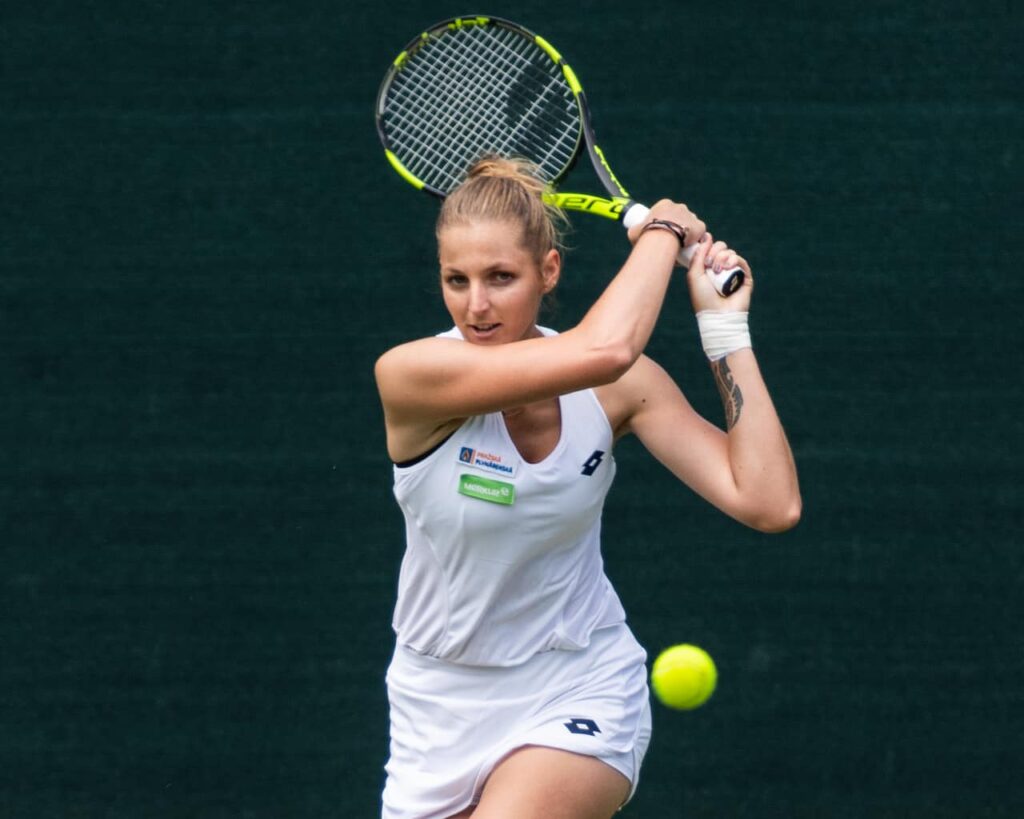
[3,1,1021,816]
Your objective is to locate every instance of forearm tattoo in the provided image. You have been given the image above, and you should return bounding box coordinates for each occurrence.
[711,358,744,430]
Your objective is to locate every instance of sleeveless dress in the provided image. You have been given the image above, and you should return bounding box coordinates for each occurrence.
[381,328,652,818]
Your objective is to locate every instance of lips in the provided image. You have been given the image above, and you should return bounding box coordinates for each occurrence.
[467,323,501,340]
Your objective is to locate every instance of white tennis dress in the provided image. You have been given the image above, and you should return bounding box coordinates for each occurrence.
[382,328,651,819]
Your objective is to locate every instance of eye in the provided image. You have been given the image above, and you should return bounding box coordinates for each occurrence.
[492,270,516,284]
[444,273,468,287]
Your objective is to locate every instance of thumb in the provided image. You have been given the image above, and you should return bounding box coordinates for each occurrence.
[686,232,713,277]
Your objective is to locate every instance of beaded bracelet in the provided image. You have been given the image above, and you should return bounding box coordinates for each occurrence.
[640,218,689,247]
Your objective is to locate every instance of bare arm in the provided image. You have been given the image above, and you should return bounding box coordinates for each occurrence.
[375,201,703,443]
[606,238,801,532]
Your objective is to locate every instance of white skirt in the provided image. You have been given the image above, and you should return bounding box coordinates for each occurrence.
[381,623,652,819]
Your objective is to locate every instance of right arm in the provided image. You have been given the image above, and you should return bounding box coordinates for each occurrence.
[375,201,703,451]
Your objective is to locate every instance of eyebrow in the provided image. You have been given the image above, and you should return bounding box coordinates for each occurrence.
[441,262,517,275]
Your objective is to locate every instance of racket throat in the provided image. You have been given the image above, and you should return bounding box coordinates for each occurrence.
[543,193,633,220]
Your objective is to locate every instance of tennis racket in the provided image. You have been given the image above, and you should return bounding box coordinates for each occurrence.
[374,15,744,297]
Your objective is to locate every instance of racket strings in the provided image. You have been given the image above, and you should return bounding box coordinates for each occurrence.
[393,28,549,163]
[382,23,581,193]
[440,29,572,179]
[391,27,570,185]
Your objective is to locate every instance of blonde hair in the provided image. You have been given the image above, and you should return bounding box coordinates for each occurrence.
[436,155,567,262]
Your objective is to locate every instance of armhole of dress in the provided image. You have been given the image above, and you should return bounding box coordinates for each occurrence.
[393,430,456,469]
[583,386,617,442]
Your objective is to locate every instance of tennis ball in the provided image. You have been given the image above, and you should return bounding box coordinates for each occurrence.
[650,644,717,710]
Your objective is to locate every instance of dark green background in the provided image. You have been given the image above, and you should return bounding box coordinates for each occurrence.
[3,1,1021,816]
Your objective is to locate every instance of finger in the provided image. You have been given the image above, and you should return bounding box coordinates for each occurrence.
[712,250,738,273]
[686,232,713,276]
[705,240,729,269]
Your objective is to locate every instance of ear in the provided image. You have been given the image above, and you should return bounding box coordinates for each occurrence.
[540,248,561,294]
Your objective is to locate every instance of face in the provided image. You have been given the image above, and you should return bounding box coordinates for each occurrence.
[438,220,560,345]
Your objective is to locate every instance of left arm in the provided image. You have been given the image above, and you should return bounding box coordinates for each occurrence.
[602,236,801,532]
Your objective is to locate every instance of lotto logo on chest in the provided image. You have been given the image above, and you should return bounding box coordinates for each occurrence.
[457,446,519,478]
[581,450,605,476]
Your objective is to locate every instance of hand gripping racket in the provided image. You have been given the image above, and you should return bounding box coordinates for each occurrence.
[374,15,744,297]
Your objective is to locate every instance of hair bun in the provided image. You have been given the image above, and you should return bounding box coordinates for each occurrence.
[437,153,567,262]
[467,154,544,190]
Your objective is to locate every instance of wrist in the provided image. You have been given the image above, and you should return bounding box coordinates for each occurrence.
[696,310,751,361]
[639,218,689,247]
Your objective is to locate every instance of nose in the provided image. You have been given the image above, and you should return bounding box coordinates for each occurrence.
[467,281,491,315]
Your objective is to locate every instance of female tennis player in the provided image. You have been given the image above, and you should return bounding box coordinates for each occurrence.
[374,156,801,818]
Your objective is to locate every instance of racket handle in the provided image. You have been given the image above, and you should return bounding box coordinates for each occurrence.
[622,204,745,297]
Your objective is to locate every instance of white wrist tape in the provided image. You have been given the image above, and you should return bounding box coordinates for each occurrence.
[696,310,752,361]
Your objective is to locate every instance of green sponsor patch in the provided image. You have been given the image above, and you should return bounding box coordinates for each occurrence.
[458,474,515,506]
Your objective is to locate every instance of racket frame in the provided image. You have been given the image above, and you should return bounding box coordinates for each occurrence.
[374,15,632,219]
[375,15,744,296]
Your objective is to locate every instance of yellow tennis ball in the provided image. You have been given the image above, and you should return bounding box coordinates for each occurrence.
[650,644,717,710]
